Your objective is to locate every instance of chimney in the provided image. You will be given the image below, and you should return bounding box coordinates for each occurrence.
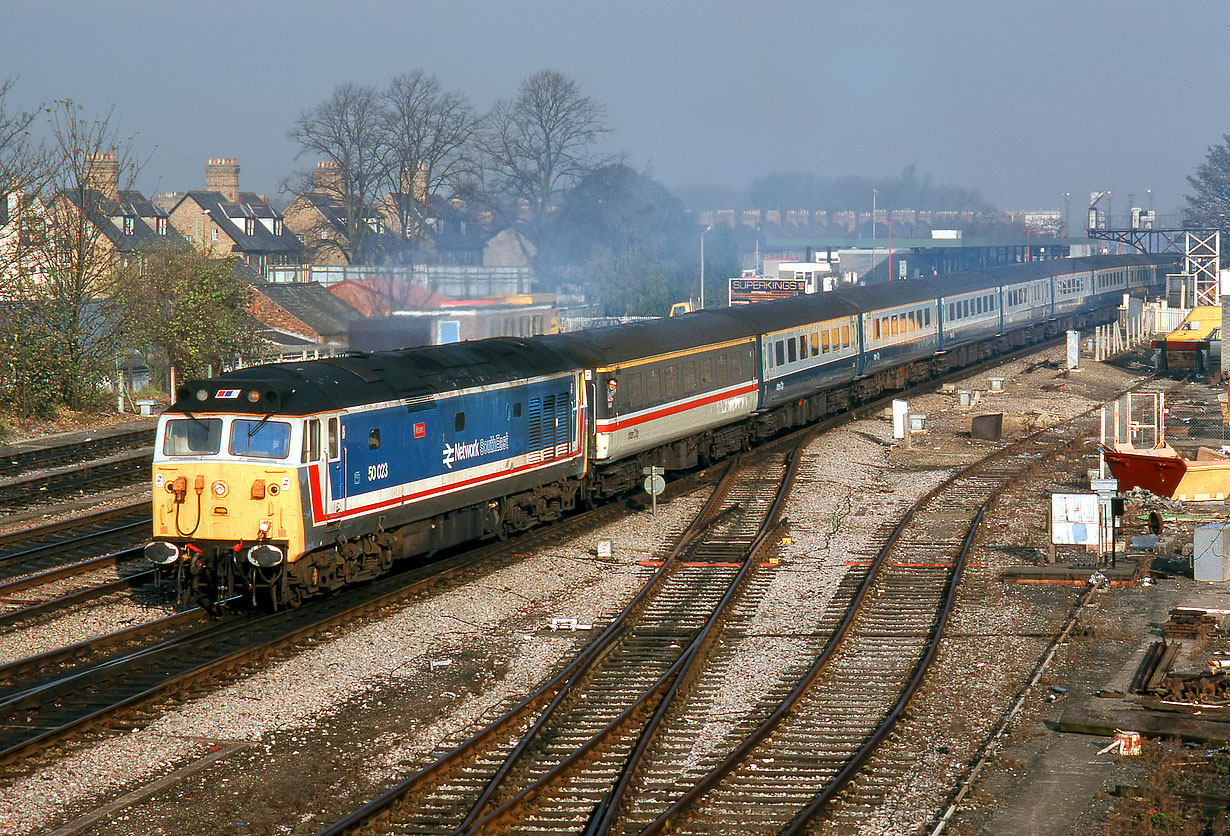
[314,160,342,194]
[399,163,427,204]
[84,152,119,200]
[205,157,240,203]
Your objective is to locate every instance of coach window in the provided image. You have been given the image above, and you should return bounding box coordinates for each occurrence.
[682,361,697,392]
[817,329,828,353]
[664,365,678,398]
[626,372,643,409]
[890,314,898,336]
[775,340,785,366]
[732,350,745,379]
[907,311,916,331]
[368,428,381,450]
[700,357,712,385]
[647,368,662,403]
[302,418,321,463]
[787,338,797,363]
[455,411,466,432]
[810,332,820,355]
[842,325,851,347]
[327,417,339,461]
[716,354,728,384]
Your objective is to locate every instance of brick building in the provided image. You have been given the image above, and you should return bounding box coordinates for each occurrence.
[283,161,385,266]
[163,158,303,278]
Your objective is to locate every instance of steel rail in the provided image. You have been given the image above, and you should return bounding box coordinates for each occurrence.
[458,450,802,835]
[310,459,741,836]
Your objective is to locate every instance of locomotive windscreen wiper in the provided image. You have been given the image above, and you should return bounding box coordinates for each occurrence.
[247,412,272,438]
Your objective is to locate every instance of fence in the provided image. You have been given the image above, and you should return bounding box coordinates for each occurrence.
[1091,301,1194,362]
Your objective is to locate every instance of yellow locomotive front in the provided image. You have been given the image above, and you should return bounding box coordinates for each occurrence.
[146,407,306,608]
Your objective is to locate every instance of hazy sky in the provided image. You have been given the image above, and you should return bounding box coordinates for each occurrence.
[6,0,1227,220]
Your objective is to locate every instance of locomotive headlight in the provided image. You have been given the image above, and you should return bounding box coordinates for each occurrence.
[247,544,284,567]
[246,389,261,403]
[212,480,228,498]
[258,519,271,535]
[145,541,180,565]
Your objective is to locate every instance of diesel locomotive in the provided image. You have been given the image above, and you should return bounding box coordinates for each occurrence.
[146,254,1171,609]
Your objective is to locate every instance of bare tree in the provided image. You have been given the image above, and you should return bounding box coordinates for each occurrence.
[0,77,49,292]
[35,99,142,409]
[380,70,480,258]
[479,69,611,273]
[287,83,387,264]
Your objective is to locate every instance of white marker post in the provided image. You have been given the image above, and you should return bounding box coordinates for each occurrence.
[643,466,665,517]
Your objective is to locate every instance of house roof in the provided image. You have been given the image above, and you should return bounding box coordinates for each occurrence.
[256,280,362,337]
[172,191,303,256]
[294,192,384,235]
[58,188,188,252]
[327,278,451,317]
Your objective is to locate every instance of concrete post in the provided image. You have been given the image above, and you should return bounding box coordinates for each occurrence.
[1066,330,1080,370]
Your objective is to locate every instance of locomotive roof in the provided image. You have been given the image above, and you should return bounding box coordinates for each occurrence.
[170,337,578,415]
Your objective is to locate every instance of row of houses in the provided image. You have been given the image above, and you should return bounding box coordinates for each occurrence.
[0,154,553,366]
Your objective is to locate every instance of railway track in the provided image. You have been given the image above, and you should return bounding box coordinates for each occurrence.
[0,450,151,511]
[0,503,161,628]
[309,380,1134,836]
[0,427,153,478]
[309,441,799,835]
[628,429,1071,835]
[0,502,149,585]
[0,465,709,772]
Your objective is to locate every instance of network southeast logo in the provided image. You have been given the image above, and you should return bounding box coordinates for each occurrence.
[442,432,510,469]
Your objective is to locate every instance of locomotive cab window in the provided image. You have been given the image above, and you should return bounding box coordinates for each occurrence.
[302,418,321,463]
[230,419,292,460]
[369,428,381,450]
[163,418,223,456]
